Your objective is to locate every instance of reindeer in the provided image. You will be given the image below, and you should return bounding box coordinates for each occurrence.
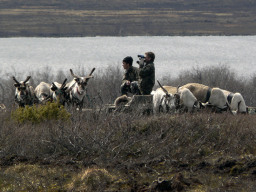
[12,76,37,107]
[182,83,230,112]
[221,89,247,114]
[153,81,202,113]
[67,68,95,109]
[151,81,177,114]
[34,82,51,104]
[50,78,69,106]
[176,86,203,112]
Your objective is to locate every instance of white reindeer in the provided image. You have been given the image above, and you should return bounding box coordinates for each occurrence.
[221,89,247,114]
[182,83,229,112]
[177,86,202,112]
[68,68,95,109]
[151,81,177,114]
[34,82,51,104]
[160,85,202,113]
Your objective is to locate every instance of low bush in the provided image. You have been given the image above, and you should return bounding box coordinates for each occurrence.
[11,102,71,124]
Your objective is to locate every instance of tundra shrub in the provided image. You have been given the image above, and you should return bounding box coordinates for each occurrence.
[11,102,71,124]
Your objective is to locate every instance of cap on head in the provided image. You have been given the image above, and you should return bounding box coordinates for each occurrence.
[123,56,133,66]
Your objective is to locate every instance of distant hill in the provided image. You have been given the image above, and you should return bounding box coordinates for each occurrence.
[0,0,256,36]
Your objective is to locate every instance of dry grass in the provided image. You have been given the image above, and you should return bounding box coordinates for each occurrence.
[0,110,256,191]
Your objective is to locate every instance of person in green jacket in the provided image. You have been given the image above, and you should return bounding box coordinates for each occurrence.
[121,56,139,95]
[138,52,155,95]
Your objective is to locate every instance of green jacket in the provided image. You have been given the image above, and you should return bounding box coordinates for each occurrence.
[122,66,139,85]
[138,61,155,95]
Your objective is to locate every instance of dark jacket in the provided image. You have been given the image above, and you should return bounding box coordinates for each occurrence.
[138,61,155,95]
[122,66,139,85]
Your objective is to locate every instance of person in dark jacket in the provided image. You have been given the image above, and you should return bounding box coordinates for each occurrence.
[121,56,139,95]
[138,52,155,95]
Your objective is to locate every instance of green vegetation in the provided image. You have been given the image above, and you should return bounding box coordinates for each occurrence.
[11,101,71,124]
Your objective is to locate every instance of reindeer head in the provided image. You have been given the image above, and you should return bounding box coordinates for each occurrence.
[13,76,32,105]
[70,68,95,95]
[157,80,176,113]
[51,78,69,105]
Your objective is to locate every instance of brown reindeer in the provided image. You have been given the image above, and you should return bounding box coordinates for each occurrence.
[12,76,37,107]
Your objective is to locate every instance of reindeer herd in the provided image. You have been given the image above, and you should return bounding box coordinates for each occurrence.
[11,68,95,109]
[152,81,247,115]
[0,66,248,115]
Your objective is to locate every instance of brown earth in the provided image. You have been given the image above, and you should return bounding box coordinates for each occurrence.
[1,154,256,191]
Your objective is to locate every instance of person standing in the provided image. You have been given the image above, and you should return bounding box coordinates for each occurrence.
[138,52,155,95]
[121,56,139,95]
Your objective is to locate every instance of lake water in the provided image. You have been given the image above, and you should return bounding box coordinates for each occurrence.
[0,36,256,79]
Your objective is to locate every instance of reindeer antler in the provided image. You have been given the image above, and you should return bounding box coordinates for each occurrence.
[51,82,57,89]
[85,68,96,81]
[157,80,169,95]
[89,68,96,76]
[23,76,31,84]
[60,78,67,89]
[12,76,20,84]
[70,69,79,79]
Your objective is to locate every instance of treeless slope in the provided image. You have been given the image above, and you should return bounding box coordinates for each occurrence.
[0,0,256,36]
